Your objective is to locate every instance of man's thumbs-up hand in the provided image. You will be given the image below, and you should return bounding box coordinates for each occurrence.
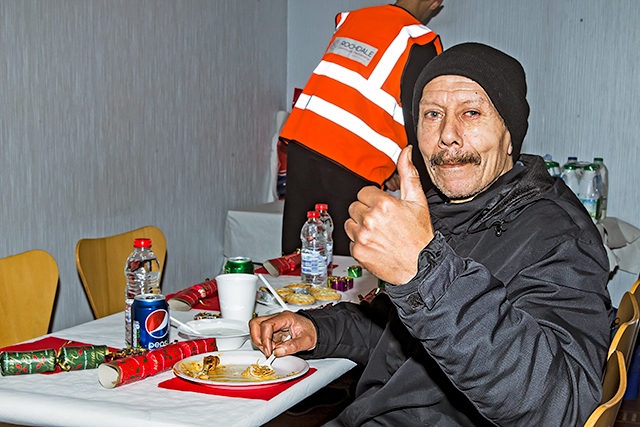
[345,146,435,285]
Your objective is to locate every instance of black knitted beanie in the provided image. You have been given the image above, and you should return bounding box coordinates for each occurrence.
[412,42,529,160]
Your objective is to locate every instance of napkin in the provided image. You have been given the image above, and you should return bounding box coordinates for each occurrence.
[157,367,317,400]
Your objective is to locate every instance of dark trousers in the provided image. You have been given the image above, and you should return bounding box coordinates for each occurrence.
[281,142,377,256]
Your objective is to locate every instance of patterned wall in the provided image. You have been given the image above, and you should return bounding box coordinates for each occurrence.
[0,0,287,331]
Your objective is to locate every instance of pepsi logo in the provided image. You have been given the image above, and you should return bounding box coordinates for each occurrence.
[145,309,169,338]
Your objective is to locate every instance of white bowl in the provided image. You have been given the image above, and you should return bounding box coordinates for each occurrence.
[177,318,250,351]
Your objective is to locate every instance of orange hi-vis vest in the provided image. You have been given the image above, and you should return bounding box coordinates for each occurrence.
[280,5,442,186]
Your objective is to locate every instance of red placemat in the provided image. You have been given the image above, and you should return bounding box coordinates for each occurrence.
[0,336,117,374]
[158,367,317,400]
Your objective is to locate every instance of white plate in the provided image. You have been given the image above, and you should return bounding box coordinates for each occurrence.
[177,318,249,351]
[173,350,309,388]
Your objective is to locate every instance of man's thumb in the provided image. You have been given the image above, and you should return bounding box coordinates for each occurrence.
[399,146,426,203]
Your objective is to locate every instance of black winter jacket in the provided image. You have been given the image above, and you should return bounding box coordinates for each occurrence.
[303,154,613,426]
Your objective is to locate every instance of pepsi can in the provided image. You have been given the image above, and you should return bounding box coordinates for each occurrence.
[132,294,170,350]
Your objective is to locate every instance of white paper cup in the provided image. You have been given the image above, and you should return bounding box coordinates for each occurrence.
[215,273,258,322]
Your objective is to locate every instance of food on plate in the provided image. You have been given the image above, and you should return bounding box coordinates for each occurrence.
[285,292,316,305]
[183,355,221,380]
[179,355,285,382]
[275,288,294,298]
[242,360,276,379]
[310,288,341,301]
[284,282,311,290]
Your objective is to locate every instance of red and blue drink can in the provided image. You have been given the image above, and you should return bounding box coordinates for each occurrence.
[132,294,170,350]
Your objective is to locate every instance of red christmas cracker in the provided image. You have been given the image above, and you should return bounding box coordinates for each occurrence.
[167,280,217,311]
[263,251,301,277]
[97,338,216,389]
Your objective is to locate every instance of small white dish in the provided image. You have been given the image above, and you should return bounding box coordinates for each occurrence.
[177,318,250,351]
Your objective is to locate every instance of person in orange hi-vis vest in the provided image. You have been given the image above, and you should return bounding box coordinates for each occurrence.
[280,0,444,257]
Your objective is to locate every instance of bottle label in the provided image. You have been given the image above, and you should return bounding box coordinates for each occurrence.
[301,249,326,275]
[579,197,601,220]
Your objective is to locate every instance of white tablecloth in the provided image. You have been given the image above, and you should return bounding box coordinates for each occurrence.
[0,256,376,427]
[224,200,284,264]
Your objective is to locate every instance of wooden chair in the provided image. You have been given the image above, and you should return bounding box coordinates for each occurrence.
[630,278,640,304]
[609,291,640,368]
[583,350,627,427]
[0,249,59,347]
[75,226,166,319]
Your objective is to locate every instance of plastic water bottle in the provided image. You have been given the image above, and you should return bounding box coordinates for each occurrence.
[561,163,581,196]
[124,238,161,347]
[545,160,561,177]
[562,156,578,173]
[594,157,608,219]
[315,203,334,276]
[300,211,327,286]
[578,163,601,222]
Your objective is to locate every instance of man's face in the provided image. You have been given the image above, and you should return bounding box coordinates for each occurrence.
[417,75,514,202]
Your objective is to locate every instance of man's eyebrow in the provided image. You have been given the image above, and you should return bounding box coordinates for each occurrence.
[419,96,490,108]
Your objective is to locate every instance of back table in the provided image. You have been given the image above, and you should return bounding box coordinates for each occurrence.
[0,256,376,427]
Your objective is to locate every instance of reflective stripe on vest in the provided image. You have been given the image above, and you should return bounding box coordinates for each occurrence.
[295,93,402,164]
[296,24,434,144]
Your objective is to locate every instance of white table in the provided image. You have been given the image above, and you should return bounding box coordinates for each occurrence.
[0,256,376,427]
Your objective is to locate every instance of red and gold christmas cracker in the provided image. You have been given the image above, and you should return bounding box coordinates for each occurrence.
[97,338,217,389]
[167,280,217,311]
[263,251,301,277]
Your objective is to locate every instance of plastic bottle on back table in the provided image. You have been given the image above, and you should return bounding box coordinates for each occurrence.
[593,157,609,219]
[561,162,581,196]
[562,156,578,173]
[300,211,327,286]
[124,238,161,347]
[578,163,601,222]
[315,203,334,276]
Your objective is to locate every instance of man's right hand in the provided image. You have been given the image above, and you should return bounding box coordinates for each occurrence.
[249,311,317,357]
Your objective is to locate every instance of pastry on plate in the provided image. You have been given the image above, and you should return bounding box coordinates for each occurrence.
[285,282,311,290]
[285,292,316,306]
[310,288,341,301]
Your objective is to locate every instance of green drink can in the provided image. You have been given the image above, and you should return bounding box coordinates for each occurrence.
[224,256,254,274]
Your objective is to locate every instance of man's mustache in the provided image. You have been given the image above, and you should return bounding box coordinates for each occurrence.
[429,150,481,167]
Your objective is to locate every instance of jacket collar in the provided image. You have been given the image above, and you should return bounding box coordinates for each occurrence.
[427,154,554,236]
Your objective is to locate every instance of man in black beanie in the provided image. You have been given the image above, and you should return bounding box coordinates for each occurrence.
[251,43,611,426]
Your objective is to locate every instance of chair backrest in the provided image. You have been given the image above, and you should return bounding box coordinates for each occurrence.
[0,249,59,347]
[630,278,640,310]
[75,226,166,319]
[609,291,640,368]
[583,350,627,427]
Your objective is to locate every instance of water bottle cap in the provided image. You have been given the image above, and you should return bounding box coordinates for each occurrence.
[133,238,152,248]
[315,203,328,211]
[307,211,320,218]
[594,157,604,162]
